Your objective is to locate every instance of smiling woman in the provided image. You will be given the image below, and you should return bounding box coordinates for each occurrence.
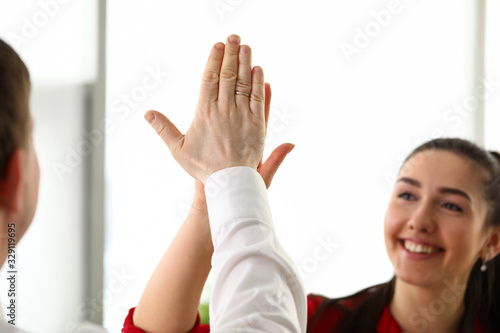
[307,138,500,333]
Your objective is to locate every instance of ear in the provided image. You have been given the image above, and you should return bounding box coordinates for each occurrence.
[485,227,500,260]
[0,149,25,216]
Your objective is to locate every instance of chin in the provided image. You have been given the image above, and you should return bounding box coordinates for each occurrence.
[394,267,444,288]
[395,272,424,286]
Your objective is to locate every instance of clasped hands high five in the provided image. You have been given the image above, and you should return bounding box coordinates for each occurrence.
[145,34,294,188]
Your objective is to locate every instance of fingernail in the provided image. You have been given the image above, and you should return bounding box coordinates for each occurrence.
[229,35,240,44]
[215,42,224,51]
[240,45,250,54]
[288,144,295,153]
[145,112,155,124]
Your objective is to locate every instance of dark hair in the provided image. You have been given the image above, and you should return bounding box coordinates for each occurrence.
[308,138,500,333]
[0,38,31,180]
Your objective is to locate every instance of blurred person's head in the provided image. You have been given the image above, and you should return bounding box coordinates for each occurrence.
[0,39,40,252]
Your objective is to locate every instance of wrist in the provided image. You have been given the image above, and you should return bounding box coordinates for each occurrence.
[190,198,209,218]
[186,204,213,252]
[204,164,258,183]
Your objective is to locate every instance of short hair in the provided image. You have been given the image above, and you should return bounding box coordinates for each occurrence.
[0,39,31,180]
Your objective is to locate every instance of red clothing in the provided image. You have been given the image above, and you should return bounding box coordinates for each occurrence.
[122,307,209,333]
[122,294,484,333]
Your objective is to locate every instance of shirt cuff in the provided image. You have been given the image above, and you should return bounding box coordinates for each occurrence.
[204,166,272,247]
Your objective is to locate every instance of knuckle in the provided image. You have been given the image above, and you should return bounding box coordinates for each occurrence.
[220,69,238,82]
[251,92,265,104]
[235,80,252,92]
[202,70,220,83]
[201,101,218,114]
[253,77,265,85]
[156,122,168,139]
[227,47,240,56]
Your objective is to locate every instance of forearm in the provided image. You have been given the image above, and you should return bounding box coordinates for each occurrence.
[207,167,307,332]
[133,206,213,333]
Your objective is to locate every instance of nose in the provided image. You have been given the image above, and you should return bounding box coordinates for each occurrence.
[407,198,437,233]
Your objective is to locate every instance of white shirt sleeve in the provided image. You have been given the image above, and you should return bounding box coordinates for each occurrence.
[205,166,306,333]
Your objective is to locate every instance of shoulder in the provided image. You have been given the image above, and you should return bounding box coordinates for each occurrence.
[308,284,382,312]
[306,283,391,331]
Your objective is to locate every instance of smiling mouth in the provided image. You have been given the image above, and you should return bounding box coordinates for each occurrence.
[399,239,444,254]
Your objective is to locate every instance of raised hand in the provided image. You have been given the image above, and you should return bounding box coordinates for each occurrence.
[145,34,267,183]
[132,35,296,333]
[191,79,296,211]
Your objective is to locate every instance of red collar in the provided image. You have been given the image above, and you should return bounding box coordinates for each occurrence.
[376,306,484,333]
[376,306,404,332]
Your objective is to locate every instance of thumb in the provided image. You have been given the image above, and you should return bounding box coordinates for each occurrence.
[258,143,295,189]
[145,110,183,151]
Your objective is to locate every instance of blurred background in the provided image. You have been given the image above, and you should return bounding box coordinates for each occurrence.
[0,0,499,331]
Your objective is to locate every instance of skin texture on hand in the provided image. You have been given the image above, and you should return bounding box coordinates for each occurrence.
[191,134,295,214]
[145,35,269,184]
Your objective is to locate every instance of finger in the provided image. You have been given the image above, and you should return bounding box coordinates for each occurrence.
[264,82,271,137]
[235,44,252,109]
[219,34,241,108]
[145,110,184,152]
[250,66,265,118]
[256,83,272,171]
[258,143,295,189]
[198,42,225,107]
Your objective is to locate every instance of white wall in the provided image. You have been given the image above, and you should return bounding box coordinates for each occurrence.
[105,0,476,329]
[484,0,500,151]
[0,0,97,84]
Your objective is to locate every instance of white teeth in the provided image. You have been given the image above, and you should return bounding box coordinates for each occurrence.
[403,240,440,254]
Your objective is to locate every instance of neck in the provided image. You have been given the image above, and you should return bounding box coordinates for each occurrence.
[390,277,467,333]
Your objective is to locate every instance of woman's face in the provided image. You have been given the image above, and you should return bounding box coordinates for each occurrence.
[384,150,489,288]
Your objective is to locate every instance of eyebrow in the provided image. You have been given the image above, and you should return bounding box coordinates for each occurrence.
[396,177,472,203]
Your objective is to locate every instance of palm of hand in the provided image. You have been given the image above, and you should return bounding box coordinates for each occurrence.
[146,35,268,184]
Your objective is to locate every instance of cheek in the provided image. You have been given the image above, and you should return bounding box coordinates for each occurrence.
[384,205,401,258]
[383,205,403,267]
[444,223,481,258]
[384,203,404,241]
[444,228,480,277]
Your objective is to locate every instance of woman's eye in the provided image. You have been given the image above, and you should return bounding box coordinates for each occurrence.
[443,202,463,212]
[397,193,464,212]
[398,192,414,200]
